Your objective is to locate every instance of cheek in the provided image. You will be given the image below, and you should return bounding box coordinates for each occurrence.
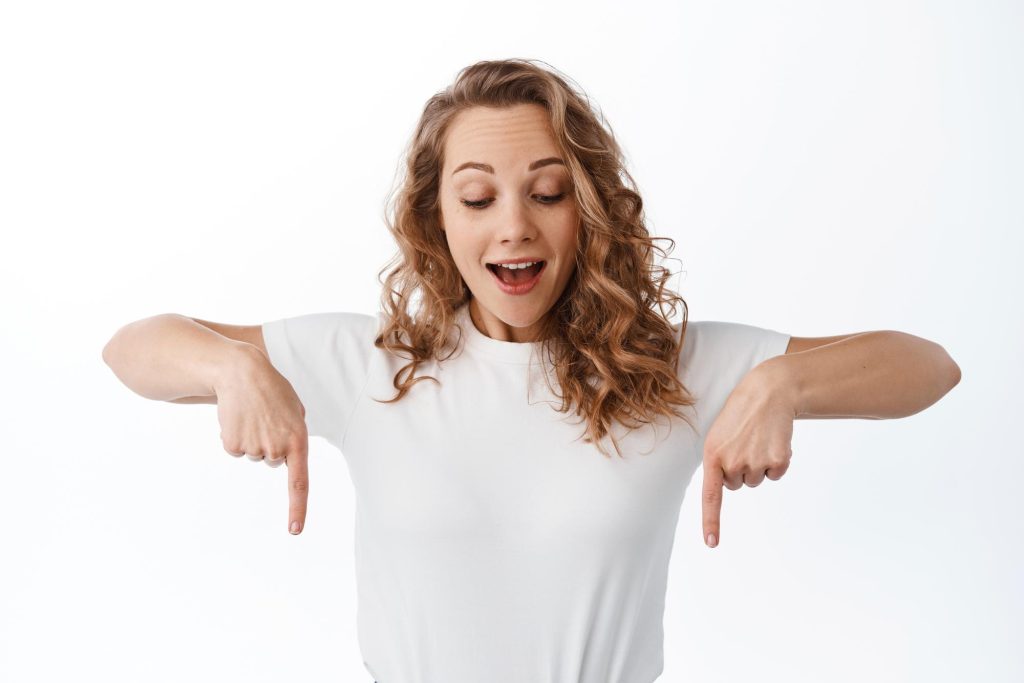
[444,228,483,271]
[555,213,580,254]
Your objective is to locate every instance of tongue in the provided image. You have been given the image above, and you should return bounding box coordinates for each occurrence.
[497,263,542,285]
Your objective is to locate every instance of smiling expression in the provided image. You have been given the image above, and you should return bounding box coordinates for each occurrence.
[439,103,580,343]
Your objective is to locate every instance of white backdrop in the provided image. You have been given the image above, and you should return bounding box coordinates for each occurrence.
[2,1,1018,681]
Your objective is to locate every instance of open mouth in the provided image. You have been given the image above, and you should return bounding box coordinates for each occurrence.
[486,261,546,284]
[485,260,546,294]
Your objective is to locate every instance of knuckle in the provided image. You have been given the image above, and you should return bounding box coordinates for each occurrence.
[290,478,309,493]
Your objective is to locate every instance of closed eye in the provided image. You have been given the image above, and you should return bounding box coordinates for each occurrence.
[461,193,567,210]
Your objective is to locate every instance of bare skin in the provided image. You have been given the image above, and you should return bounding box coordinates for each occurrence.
[700,331,960,549]
[103,103,961,550]
[438,103,580,342]
[102,315,311,535]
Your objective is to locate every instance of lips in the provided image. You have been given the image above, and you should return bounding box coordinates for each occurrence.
[486,260,547,295]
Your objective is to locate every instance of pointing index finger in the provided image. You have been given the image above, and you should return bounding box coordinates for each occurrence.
[702,456,723,548]
[287,437,309,535]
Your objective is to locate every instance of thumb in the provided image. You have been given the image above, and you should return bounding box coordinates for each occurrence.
[702,458,723,548]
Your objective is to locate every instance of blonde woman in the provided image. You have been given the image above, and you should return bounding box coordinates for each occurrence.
[102,58,961,683]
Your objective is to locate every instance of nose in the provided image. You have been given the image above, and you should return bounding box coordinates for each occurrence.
[492,196,538,245]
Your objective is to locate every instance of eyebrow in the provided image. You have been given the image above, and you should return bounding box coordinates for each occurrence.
[451,157,565,176]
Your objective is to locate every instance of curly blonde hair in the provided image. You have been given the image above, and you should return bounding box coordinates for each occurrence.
[373,58,696,458]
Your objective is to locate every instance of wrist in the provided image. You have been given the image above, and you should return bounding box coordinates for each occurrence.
[752,354,804,418]
[211,341,266,396]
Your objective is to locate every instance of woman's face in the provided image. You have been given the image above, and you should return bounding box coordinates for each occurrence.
[439,103,579,343]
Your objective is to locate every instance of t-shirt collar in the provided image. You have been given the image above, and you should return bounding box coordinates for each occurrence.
[455,303,546,365]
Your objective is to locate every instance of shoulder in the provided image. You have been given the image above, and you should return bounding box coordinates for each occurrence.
[265,310,379,330]
[676,319,787,346]
[675,319,790,374]
[261,311,382,372]
[262,311,380,342]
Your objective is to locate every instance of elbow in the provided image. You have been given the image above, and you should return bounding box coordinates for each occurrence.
[939,345,961,391]
[102,325,131,369]
[100,317,147,367]
[101,338,115,367]
[947,359,962,389]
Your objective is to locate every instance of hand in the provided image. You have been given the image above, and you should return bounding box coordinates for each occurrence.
[215,348,311,536]
[701,365,795,548]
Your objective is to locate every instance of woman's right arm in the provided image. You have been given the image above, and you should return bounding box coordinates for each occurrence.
[103,313,313,535]
[101,313,266,403]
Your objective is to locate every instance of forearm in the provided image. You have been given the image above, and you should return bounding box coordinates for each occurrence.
[761,331,961,419]
[102,314,257,402]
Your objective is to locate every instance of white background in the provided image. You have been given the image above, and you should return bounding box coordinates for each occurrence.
[2,1,1018,681]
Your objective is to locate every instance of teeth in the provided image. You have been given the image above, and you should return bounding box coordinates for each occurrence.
[497,261,538,270]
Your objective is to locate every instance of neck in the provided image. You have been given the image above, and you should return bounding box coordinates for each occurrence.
[468,298,550,343]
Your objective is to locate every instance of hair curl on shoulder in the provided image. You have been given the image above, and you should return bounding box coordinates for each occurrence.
[373,57,695,458]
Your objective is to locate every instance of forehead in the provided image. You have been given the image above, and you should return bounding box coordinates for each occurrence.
[444,104,559,170]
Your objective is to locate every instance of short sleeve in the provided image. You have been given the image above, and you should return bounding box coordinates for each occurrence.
[260,312,380,449]
[676,320,791,437]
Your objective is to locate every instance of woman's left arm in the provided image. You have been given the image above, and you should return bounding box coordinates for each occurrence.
[767,330,962,420]
[700,330,961,550]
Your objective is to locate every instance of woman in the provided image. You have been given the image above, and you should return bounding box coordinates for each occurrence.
[102,58,961,683]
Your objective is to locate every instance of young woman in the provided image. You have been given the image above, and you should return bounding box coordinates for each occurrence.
[103,58,961,683]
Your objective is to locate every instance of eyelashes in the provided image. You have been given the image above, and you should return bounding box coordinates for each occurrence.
[460,193,567,210]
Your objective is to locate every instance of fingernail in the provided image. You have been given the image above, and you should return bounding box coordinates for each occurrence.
[706,533,717,548]
[290,521,301,534]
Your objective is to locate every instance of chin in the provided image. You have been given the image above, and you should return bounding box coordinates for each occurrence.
[511,306,559,330]
[476,295,546,327]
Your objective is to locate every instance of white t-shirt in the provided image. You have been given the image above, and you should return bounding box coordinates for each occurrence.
[261,303,790,683]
